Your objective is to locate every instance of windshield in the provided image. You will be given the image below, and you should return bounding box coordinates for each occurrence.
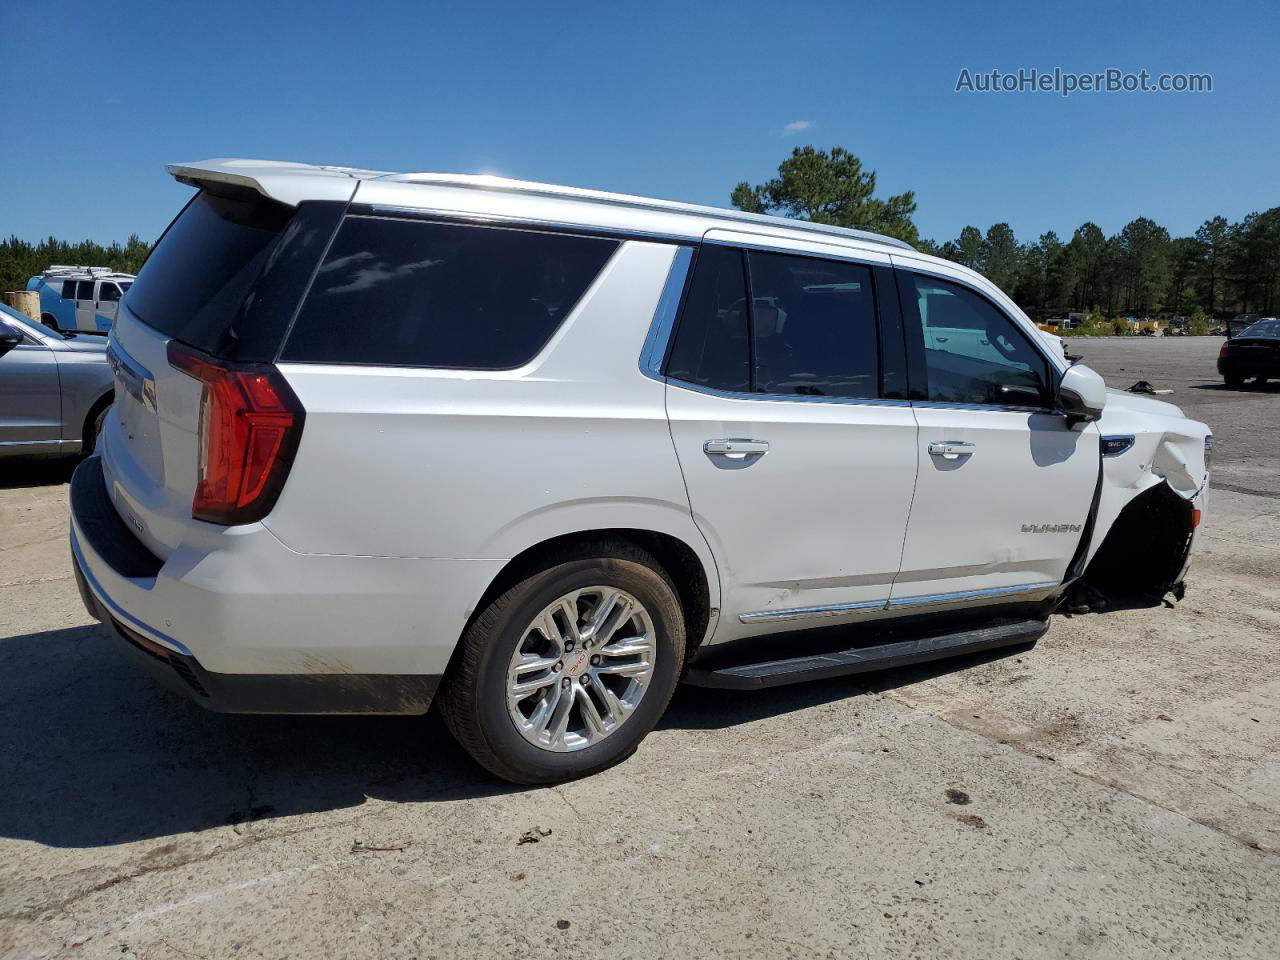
[0,303,65,340]
[1239,319,1280,339]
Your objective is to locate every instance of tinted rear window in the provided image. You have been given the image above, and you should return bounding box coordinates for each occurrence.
[125,191,294,354]
[281,217,618,369]
[1239,320,1280,339]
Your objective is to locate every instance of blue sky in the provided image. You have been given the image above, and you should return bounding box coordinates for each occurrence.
[4,0,1276,246]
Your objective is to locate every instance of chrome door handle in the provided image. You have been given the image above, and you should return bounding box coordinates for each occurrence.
[704,438,770,456]
[928,440,975,459]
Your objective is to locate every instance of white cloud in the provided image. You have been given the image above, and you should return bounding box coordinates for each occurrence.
[783,119,814,134]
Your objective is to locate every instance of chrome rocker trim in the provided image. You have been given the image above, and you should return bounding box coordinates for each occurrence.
[738,581,1058,624]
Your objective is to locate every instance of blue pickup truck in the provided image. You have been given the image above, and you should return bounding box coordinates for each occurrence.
[27,266,136,334]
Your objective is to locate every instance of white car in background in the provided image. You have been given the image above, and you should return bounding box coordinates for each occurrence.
[69,159,1212,784]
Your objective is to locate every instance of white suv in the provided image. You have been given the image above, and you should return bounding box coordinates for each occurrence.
[70,159,1212,783]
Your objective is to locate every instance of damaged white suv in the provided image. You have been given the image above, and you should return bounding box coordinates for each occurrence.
[70,159,1212,783]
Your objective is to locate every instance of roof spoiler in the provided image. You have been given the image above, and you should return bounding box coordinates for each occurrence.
[166,159,376,206]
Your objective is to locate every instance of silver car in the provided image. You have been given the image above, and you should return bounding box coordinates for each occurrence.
[0,304,114,458]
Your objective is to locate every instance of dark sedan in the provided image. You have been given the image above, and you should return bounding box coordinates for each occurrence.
[1218,318,1280,387]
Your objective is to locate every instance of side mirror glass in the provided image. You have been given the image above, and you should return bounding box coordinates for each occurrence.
[1057,363,1106,423]
[0,331,22,359]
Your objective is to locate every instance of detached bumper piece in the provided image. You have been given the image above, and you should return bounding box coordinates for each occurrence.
[70,458,440,716]
[684,617,1048,690]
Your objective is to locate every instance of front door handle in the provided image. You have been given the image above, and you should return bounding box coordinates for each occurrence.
[704,438,770,456]
[928,440,975,459]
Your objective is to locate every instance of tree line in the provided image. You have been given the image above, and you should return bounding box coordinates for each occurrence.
[5,148,1277,323]
[0,235,151,297]
[735,146,1280,320]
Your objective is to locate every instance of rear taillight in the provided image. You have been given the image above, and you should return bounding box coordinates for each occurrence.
[167,341,304,525]
[1219,342,1230,359]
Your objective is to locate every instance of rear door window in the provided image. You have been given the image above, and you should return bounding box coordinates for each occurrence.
[74,280,95,301]
[282,217,619,369]
[664,245,750,392]
[746,251,879,399]
[666,245,882,399]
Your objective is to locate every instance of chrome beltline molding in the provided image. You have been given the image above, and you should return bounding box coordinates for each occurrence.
[738,581,1059,624]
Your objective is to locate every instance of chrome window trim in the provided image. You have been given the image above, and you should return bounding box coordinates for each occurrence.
[639,246,694,379]
[738,580,1058,623]
[666,377,912,409]
[910,399,1054,415]
[701,234,891,268]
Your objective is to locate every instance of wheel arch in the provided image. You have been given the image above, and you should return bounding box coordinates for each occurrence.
[80,390,115,454]
[1081,480,1195,598]
[466,528,718,666]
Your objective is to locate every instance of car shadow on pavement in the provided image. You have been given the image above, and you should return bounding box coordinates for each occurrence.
[0,456,79,489]
[0,622,1033,849]
[0,624,518,849]
[661,642,1035,732]
[1189,381,1280,393]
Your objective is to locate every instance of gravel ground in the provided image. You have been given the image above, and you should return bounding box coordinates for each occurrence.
[1,337,1276,960]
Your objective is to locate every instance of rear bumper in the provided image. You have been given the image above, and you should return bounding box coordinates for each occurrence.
[73,554,439,713]
[1218,356,1280,378]
[69,456,497,713]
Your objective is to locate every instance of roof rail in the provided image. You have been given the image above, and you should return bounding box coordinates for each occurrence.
[388,172,916,251]
[42,265,116,278]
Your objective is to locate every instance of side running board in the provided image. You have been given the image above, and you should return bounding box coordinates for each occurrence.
[683,618,1048,690]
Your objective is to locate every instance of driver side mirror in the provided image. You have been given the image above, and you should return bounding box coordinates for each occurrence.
[0,330,22,359]
[1057,363,1107,423]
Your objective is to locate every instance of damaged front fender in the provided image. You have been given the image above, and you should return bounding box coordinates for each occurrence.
[1076,389,1211,599]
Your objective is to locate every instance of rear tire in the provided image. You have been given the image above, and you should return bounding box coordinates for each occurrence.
[438,540,685,784]
[41,314,60,332]
[1225,374,1244,388]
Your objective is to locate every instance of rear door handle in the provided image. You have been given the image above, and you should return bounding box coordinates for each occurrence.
[927,440,975,459]
[704,438,770,456]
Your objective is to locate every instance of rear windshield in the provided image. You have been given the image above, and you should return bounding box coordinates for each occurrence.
[1239,319,1280,339]
[125,191,294,354]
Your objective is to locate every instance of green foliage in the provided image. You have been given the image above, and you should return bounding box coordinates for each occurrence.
[1112,316,1130,336]
[1188,306,1209,336]
[1,234,151,297]
[927,209,1280,320]
[731,146,919,244]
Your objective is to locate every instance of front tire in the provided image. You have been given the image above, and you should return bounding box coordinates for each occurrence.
[438,540,685,784]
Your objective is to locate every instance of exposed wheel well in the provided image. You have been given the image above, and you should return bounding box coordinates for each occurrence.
[81,392,114,454]
[1082,482,1195,599]
[469,529,713,665]
[42,313,60,330]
